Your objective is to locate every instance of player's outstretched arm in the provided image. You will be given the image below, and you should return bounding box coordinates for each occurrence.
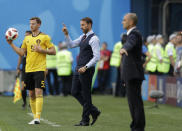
[46,46,56,55]
[6,39,25,56]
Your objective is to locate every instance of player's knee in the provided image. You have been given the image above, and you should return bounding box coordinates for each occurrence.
[35,88,43,96]
[29,92,36,99]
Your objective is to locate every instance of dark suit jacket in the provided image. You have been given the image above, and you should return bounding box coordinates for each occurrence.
[121,28,145,82]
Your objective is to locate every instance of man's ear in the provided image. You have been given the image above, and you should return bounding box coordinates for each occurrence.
[38,23,41,28]
[88,23,92,28]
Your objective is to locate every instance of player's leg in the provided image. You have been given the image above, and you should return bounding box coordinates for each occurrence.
[35,88,43,120]
[25,72,39,124]
[34,71,45,121]
[21,71,27,109]
[21,81,27,109]
[24,72,36,118]
[29,90,36,119]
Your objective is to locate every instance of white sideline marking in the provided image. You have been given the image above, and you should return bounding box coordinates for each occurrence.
[27,113,61,127]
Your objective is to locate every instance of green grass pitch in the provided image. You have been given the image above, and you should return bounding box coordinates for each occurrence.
[0,95,182,131]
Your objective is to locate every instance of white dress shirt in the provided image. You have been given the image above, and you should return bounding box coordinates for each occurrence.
[65,30,100,68]
[127,26,136,35]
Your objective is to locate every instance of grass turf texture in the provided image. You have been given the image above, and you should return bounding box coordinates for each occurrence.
[0,95,182,131]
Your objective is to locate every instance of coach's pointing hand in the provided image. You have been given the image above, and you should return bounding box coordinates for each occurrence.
[62,23,69,36]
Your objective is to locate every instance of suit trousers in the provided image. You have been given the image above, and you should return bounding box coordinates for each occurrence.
[126,79,145,131]
[71,67,98,122]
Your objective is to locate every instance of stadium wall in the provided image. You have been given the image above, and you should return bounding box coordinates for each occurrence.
[0,0,130,70]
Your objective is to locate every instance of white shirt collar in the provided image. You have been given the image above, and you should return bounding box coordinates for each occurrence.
[84,30,94,37]
[127,26,136,35]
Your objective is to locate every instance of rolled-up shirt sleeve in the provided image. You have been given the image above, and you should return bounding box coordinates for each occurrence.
[65,35,82,48]
[86,36,100,68]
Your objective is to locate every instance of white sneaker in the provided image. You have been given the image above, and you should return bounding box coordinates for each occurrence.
[28,118,40,125]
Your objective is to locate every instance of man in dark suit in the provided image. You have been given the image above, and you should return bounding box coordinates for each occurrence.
[120,13,145,131]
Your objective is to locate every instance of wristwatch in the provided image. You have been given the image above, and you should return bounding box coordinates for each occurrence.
[85,66,88,69]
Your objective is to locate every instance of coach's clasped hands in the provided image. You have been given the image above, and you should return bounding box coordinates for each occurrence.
[78,66,87,73]
[120,48,128,56]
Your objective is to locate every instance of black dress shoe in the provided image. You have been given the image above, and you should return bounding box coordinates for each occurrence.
[74,121,89,126]
[91,110,101,125]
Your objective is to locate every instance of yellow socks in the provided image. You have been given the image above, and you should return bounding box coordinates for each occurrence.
[30,98,36,119]
[29,95,43,119]
[35,95,43,119]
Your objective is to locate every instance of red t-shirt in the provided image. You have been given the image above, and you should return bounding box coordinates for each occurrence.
[98,50,111,70]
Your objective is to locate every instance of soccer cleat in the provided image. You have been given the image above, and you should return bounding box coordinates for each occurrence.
[28,118,40,125]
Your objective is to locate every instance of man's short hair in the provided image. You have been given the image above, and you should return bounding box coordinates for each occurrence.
[102,42,108,46]
[128,13,138,25]
[81,17,93,27]
[30,17,41,25]
[26,30,32,34]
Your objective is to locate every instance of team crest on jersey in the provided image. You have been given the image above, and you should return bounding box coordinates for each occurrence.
[36,39,41,45]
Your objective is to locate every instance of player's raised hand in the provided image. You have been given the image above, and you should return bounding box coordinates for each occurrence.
[6,39,13,45]
[62,23,69,36]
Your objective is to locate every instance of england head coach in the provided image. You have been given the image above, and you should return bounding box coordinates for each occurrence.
[62,17,101,126]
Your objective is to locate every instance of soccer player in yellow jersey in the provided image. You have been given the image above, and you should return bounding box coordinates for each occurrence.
[6,17,56,124]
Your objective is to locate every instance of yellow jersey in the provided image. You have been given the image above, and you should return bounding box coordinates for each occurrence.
[21,33,54,72]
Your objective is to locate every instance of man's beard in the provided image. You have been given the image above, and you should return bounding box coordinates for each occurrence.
[83,28,89,34]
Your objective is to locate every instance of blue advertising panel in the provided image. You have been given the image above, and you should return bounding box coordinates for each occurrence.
[142,74,149,101]
[0,0,130,70]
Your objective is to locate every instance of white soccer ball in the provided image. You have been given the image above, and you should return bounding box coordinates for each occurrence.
[5,28,19,40]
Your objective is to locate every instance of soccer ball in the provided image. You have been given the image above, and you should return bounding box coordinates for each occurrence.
[5,28,19,40]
